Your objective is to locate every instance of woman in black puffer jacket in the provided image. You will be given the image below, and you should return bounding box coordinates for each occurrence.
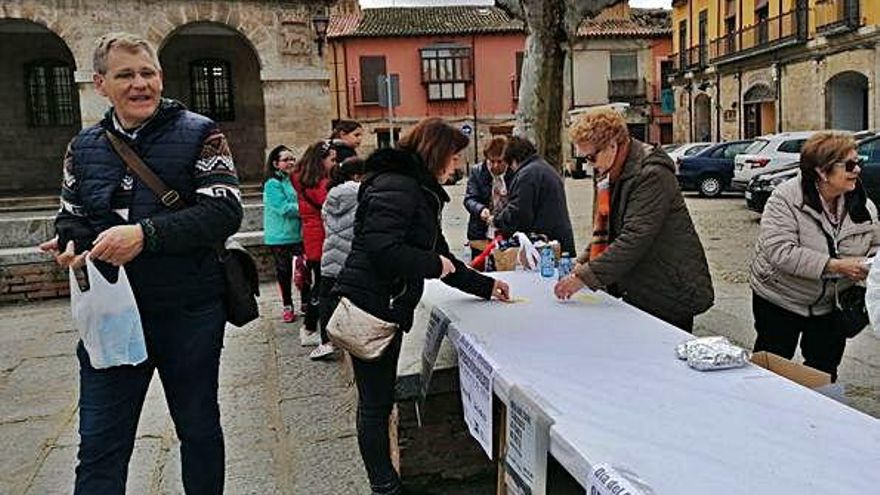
[334,118,510,495]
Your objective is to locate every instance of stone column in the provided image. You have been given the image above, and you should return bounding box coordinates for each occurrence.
[75,71,106,129]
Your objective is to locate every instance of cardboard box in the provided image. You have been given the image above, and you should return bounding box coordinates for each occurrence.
[750,351,831,389]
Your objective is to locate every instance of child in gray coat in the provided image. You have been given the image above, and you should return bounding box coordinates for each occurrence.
[311,157,365,360]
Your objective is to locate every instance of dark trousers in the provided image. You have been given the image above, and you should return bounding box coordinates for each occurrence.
[74,301,226,495]
[303,260,322,333]
[351,332,404,495]
[269,243,303,307]
[318,275,340,345]
[752,292,847,381]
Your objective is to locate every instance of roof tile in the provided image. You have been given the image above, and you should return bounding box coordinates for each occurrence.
[577,8,672,38]
[328,6,525,39]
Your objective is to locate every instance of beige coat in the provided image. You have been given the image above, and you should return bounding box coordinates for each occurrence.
[750,175,880,316]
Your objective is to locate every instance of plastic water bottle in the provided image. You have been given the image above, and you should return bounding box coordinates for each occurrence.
[557,252,572,280]
[540,245,555,278]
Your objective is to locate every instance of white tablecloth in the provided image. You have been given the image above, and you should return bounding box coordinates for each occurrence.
[406,271,880,494]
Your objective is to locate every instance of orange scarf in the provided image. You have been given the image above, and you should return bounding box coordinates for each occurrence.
[588,140,629,261]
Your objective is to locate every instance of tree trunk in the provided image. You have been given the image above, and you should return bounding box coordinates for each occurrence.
[498,0,622,170]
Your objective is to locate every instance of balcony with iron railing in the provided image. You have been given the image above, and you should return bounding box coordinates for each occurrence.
[669,44,708,75]
[710,8,808,63]
[815,0,861,35]
[608,78,647,102]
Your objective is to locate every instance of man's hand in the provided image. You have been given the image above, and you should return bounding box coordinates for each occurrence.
[480,208,491,222]
[40,237,88,269]
[491,279,510,302]
[90,225,144,266]
[554,273,585,300]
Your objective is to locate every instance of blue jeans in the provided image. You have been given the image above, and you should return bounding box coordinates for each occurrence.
[351,332,404,495]
[74,301,226,495]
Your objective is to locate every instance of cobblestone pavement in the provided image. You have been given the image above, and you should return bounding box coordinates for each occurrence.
[1,180,878,495]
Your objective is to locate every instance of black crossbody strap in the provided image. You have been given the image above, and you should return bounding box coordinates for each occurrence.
[105,130,185,211]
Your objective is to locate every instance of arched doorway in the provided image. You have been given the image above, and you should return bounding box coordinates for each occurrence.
[826,71,869,131]
[0,19,81,195]
[159,22,266,183]
[743,83,776,138]
[694,93,712,142]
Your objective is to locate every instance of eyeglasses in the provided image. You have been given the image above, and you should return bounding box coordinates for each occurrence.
[835,158,864,172]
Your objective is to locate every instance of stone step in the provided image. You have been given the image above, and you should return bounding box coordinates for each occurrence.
[0,183,263,214]
[0,203,265,249]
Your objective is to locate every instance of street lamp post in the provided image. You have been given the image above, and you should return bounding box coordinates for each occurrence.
[312,12,329,57]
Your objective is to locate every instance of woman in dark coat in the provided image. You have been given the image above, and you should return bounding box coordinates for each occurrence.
[334,118,510,494]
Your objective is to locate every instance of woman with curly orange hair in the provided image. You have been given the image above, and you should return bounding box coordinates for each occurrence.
[554,109,714,331]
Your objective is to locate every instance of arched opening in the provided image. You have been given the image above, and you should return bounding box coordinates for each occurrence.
[159,22,266,182]
[743,83,776,138]
[694,93,712,142]
[826,71,869,131]
[0,19,81,195]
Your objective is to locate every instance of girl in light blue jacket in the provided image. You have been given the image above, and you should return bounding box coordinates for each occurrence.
[263,145,303,323]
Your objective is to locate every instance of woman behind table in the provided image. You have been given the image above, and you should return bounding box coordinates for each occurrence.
[262,145,303,323]
[330,119,363,163]
[554,109,714,332]
[291,140,336,343]
[334,117,510,495]
[310,157,365,361]
[750,132,880,381]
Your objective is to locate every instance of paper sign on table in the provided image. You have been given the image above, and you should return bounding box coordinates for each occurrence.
[456,333,495,459]
[587,464,646,495]
[419,307,450,404]
[505,386,554,495]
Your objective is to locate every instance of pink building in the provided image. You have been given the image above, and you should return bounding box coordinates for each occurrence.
[328,6,526,165]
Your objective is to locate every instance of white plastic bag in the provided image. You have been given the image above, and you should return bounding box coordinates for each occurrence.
[70,258,147,369]
[865,256,880,336]
[512,232,541,270]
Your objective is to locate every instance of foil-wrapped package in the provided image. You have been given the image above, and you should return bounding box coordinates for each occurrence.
[685,340,750,371]
[675,336,729,360]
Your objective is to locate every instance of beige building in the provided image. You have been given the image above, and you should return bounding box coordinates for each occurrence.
[670,0,880,143]
[566,3,673,173]
[0,0,357,195]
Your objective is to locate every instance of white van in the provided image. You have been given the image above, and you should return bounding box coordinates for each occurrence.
[732,131,817,191]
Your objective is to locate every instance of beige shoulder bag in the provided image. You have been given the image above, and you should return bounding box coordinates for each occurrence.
[327,297,398,361]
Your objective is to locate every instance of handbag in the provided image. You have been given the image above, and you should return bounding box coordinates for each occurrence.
[327,297,398,361]
[817,226,869,339]
[105,131,260,327]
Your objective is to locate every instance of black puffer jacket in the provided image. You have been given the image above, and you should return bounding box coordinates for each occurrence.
[334,148,495,331]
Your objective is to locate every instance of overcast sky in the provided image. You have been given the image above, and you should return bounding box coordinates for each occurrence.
[360,0,672,8]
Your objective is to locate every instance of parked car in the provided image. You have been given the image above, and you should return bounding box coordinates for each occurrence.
[664,142,713,165]
[745,165,799,213]
[857,134,880,200]
[745,135,880,213]
[676,140,754,197]
[732,131,817,191]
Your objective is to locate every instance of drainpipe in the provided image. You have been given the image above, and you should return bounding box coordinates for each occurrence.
[333,42,341,122]
[472,34,479,170]
[688,82,694,142]
[775,62,782,133]
[716,71,721,141]
[737,70,743,139]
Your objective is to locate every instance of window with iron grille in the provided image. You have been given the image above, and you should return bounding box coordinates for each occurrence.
[25,60,77,127]
[514,51,525,99]
[420,45,471,101]
[190,59,234,121]
[359,56,386,103]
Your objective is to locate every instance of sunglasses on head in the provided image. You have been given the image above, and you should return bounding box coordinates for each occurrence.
[836,157,864,172]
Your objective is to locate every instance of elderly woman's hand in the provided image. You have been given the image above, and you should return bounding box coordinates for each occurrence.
[827,257,870,281]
